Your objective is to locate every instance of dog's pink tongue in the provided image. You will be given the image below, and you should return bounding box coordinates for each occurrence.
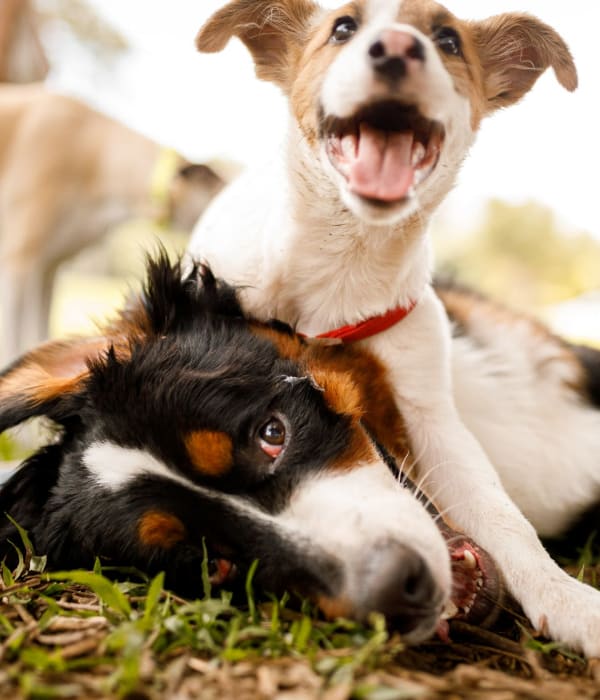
[349,124,414,202]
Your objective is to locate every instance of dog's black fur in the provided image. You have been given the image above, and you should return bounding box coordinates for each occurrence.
[1,255,510,643]
[0,258,368,598]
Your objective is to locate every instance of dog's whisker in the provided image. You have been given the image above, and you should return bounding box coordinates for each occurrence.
[432,500,471,524]
[413,458,461,497]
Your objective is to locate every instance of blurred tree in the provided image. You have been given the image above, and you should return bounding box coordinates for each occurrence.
[436,200,600,311]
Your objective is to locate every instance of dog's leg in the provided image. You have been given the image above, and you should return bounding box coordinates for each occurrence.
[0,258,28,366]
[0,256,51,365]
[374,286,600,656]
[20,261,55,352]
[0,217,56,365]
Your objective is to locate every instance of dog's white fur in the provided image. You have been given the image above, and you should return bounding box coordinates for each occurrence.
[188,0,600,655]
[0,83,224,366]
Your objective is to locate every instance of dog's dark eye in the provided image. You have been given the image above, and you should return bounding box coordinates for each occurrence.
[330,16,358,44]
[259,417,286,458]
[434,26,462,56]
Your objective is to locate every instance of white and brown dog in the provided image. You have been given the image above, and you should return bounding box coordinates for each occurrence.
[0,83,224,366]
[188,0,600,656]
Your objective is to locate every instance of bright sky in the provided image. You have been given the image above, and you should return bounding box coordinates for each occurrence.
[46,0,599,238]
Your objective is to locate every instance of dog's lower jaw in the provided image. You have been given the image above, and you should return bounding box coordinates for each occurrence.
[317,142,419,227]
[341,180,420,226]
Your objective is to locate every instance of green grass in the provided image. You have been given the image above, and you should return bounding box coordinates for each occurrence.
[1,540,599,700]
[1,519,599,699]
[0,569,399,699]
[0,529,405,699]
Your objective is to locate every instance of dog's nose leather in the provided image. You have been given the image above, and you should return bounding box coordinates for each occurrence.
[367,544,441,637]
[369,31,425,82]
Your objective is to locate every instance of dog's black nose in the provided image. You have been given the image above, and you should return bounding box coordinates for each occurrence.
[369,30,425,82]
[367,544,440,638]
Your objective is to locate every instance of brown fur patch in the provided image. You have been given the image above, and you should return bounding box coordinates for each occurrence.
[250,323,304,361]
[253,323,406,469]
[437,284,585,392]
[290,2,359,146]
[138,511,186,549]
[302,343,413,469]
[317,594,353,619]
[309,345,410,452]
[468,13,577,113]
[196,0,319,89]
[185,430,234,477]
[0,336,108,407]
[331,424,377,472]
[0,364,80,405]
[308,367,363,421]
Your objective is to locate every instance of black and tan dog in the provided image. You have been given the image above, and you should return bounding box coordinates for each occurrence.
[0,256,598,648]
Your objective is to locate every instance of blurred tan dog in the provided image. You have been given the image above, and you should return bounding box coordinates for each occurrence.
[0,83,224,365]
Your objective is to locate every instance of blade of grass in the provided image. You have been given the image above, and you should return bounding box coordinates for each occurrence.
[245,559,259,624]
[201,538,211,600]
[47,571,131,618]
[142,572,165,627]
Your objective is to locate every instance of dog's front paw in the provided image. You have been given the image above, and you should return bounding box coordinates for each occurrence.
[522,574,600,658]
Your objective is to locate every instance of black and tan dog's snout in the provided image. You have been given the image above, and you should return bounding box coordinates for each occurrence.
[369,29,425,83]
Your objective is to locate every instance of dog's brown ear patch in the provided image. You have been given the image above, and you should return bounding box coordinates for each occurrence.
[309,368,363,422]
[196,0,319,89]
[185,430,234,477]
[0,337,109,432]
[471,13,577,112]
[138,511,186,549]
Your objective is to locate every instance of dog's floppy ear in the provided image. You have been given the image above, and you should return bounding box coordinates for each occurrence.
[0,337,109,432]
[196,0,318,89]
[471,13,577,112]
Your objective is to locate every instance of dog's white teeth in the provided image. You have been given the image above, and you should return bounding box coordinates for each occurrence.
[441,600,459,619]
[462,550,477,570]
[462,604,472,615]
[411,142,426,167]
[413,166,431,187]
[476,576,483,590]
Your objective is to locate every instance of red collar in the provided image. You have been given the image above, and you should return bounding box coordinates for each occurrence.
[308,300,417,344]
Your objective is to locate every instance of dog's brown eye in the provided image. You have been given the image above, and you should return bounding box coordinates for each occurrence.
[434,27,462,56]
[259,417,286,458]
[330,16,358,44]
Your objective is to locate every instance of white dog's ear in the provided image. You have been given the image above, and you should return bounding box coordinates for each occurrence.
[470,14,577,112]
[196,0,318,88]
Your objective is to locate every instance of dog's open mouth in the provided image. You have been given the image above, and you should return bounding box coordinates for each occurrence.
[322,100,444,205]
[439,529,503,639]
